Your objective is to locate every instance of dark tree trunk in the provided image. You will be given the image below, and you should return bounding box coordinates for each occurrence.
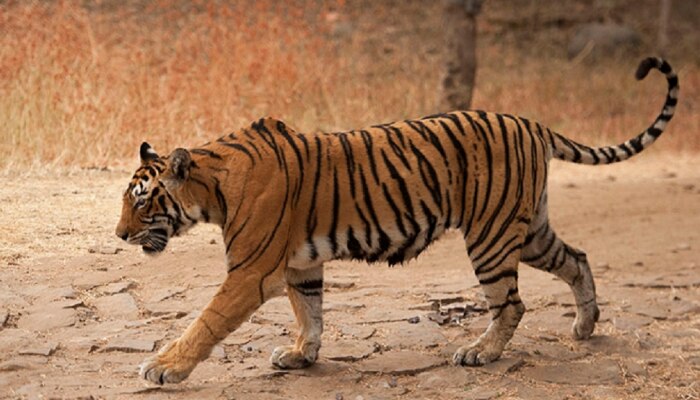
[438,0,483,112]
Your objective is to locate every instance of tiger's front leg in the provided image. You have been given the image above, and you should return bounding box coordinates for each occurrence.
[270,266,323,369]
[140,266,286,384]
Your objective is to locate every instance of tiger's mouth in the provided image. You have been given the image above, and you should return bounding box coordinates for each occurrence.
[139,228,169,255]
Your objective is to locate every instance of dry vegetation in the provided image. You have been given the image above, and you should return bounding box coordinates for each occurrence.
[0,0,698,171]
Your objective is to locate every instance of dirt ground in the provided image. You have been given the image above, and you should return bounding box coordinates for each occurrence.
[1,155,699,399]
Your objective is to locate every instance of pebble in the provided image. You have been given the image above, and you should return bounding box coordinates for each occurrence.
[354,351,445,375]
[211,344,226,359]
[407,316,420,324]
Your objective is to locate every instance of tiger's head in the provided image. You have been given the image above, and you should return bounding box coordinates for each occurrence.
[115,142,197,255]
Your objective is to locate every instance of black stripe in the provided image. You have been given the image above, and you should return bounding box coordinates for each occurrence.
[478,269,518,285]
[360,130,381,184]
[191,148,222,160]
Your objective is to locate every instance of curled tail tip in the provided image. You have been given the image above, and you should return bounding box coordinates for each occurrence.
[635,57,673,80]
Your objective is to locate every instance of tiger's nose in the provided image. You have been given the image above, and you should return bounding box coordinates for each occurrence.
[116,230,128,241]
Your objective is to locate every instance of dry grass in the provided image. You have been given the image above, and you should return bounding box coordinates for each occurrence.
[0,1,698,172]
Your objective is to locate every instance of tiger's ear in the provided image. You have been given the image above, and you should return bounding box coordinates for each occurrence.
[166,148,192,182]
[140,142,159,164]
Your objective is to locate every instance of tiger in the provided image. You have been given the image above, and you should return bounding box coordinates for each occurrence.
[115,57,678,384]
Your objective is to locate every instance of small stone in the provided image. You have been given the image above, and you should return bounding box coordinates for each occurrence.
[209,239,217,245]
[19,342,59,356]
[384,376,398,388]
[101,281,135,295]
[0,310,7,327]
[354,351,445,375]
[93,293,139,319]
[335,394,343,400]
[632,261,644,267]
[101,338,155,353]
[211,345,226,360]
[407,316,420,324]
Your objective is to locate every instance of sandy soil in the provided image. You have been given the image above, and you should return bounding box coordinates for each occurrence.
[1,155,699,399]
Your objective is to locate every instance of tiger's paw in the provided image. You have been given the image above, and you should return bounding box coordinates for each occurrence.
[139,340,196,385]
[270,345,316,369]
[452,340,503,366]
[572,302,600,340]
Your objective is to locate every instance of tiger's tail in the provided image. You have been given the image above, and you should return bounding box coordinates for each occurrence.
[548,57,678,165]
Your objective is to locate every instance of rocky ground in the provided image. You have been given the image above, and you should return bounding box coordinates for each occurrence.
[1,155,699,399]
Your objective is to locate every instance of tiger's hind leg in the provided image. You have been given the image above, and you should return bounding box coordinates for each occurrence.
[454,229,527,366]
[270,266,323,369]
[520,196,599,339]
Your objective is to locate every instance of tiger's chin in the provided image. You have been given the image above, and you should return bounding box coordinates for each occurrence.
[142,244,165,255]
[141,228,170,255]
